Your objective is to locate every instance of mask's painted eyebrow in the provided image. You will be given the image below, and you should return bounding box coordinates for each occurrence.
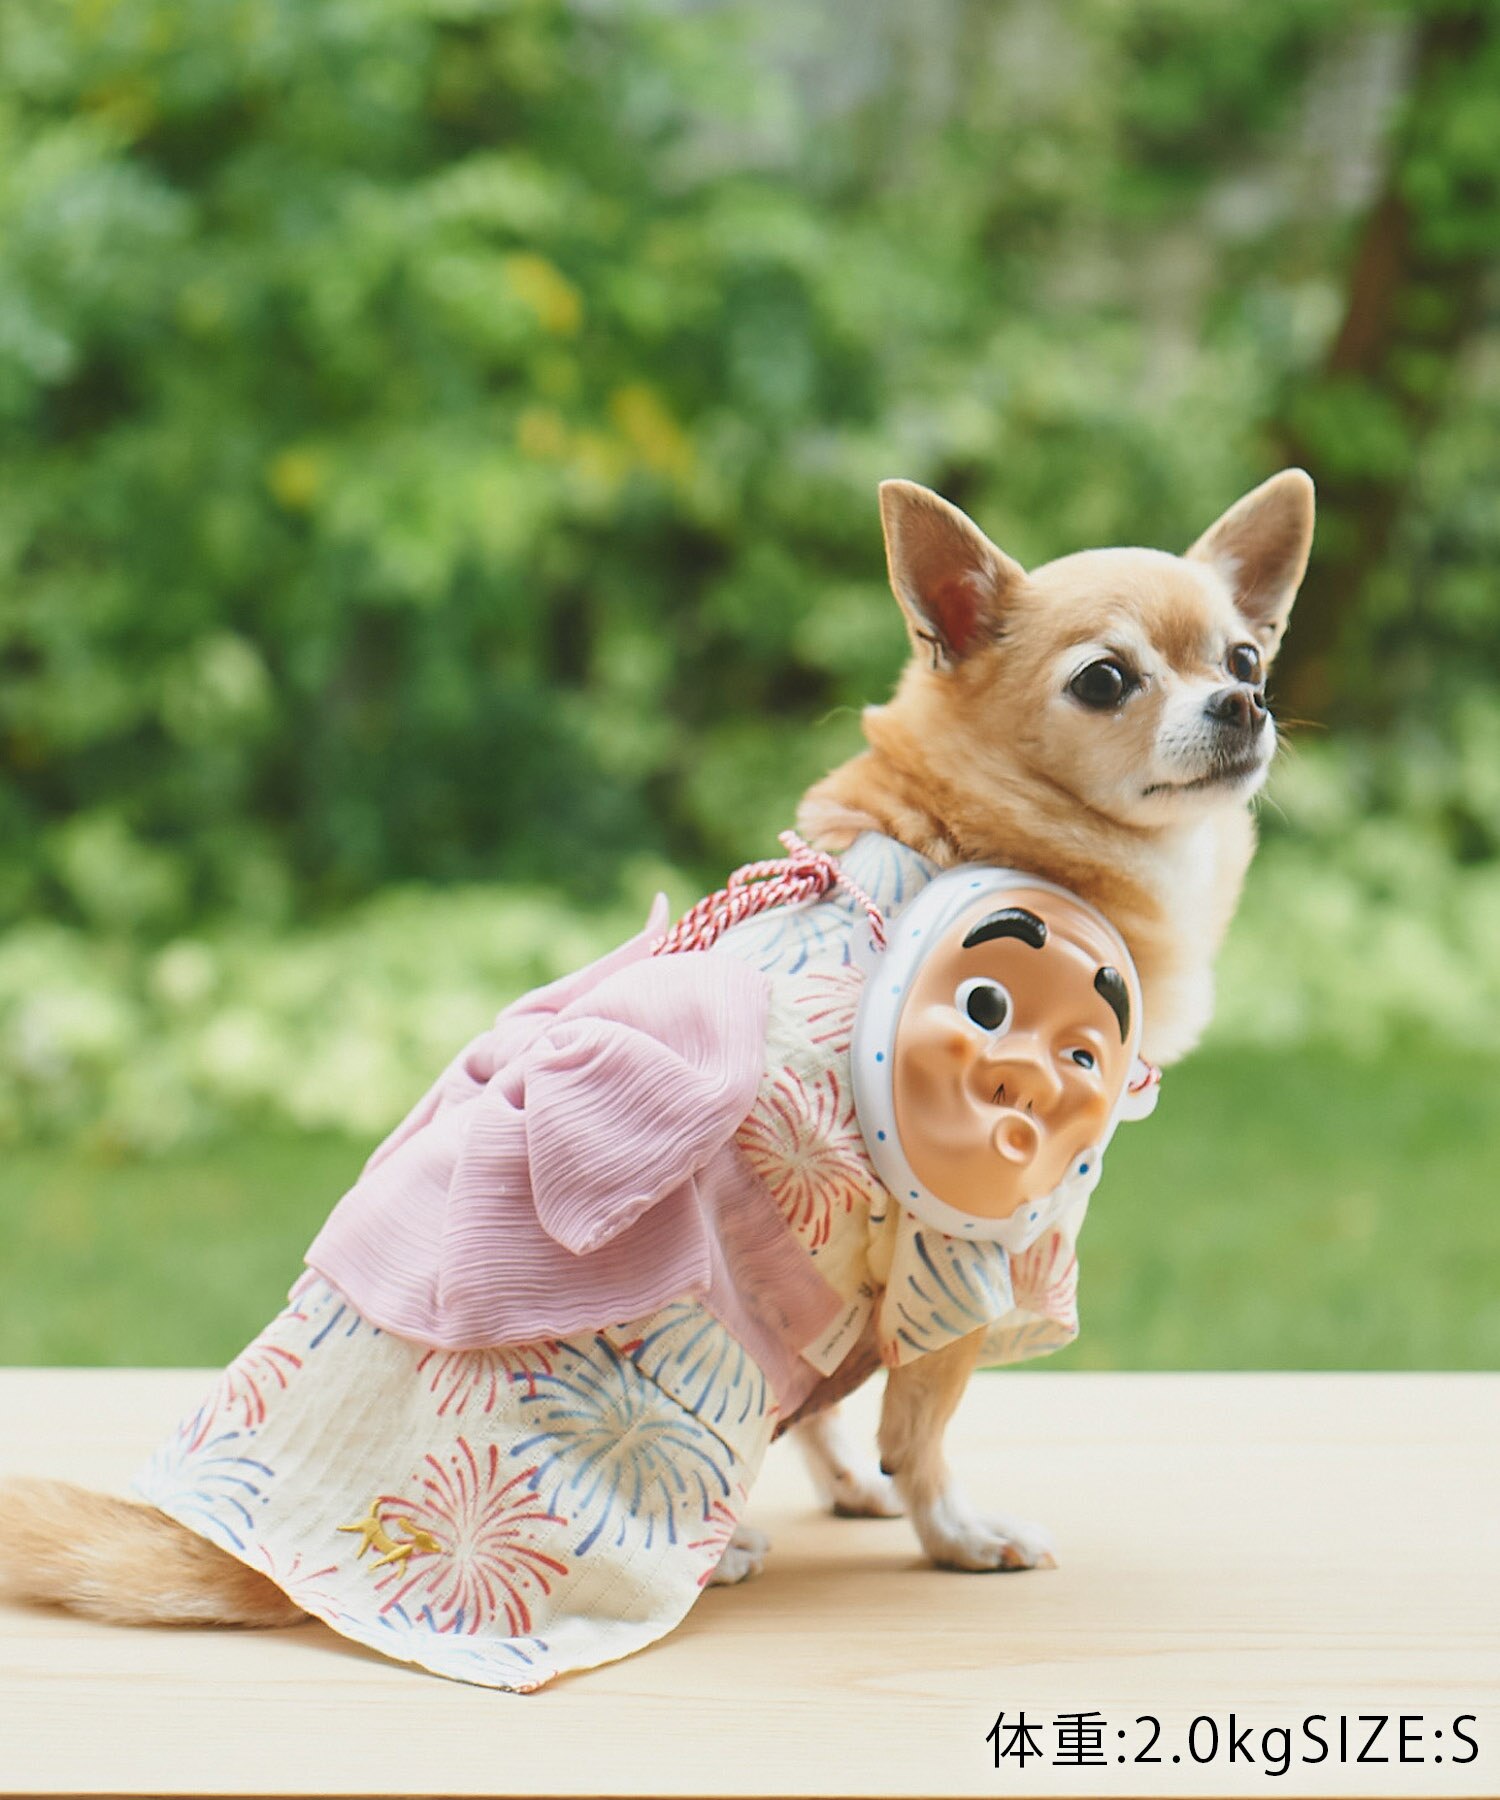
[1094,966,1130,1042]
[962,907,1047,951]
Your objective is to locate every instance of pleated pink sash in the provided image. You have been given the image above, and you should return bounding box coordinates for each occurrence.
[306,902,839,1400]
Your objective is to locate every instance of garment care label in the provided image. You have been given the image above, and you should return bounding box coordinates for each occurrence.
[801,1282,876,1375]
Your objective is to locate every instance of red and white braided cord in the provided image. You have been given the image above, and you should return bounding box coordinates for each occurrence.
[653,831,887,957]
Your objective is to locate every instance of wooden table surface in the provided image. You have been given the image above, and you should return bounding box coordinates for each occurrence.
[0,1369,1494,1799]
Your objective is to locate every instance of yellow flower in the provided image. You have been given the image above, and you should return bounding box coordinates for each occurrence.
[265,447,327,512]
[609,382,694,483]
[502,253,583,337]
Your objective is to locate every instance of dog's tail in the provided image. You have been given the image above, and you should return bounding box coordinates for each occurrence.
[0,1478,304,1627]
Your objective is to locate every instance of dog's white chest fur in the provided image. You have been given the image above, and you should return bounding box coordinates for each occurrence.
[1134,816,1243,1065]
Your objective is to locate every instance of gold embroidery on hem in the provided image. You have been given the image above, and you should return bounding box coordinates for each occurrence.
[338,1500,445,1567]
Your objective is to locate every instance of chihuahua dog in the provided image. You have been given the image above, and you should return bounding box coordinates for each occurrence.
[789,468,1314,1573]
[0,470,1313,1618]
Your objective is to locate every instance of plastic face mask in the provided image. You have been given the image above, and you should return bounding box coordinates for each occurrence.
[851,868,1153,1250]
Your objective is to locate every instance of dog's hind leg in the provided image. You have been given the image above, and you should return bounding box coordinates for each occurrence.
[705,1522,771,1586]
[795,1407,902,1518]
[0,1478,305,1627]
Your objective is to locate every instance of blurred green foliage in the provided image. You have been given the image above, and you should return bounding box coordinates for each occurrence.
[0,865,689,1148]
[3,0,1497,916]
[3,717,1499,1150]
[7,1046,1498,1367]
[1,0,1498,1153]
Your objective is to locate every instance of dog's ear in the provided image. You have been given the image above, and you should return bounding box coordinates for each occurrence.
[878,480,1026,669]
[1186,469,1315,661]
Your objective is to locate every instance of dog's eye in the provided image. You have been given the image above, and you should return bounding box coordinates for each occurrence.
[956,978,1012,1033]
[1067,1047,1096,1071]
[1227,642,1263,685]
[1069,659,1131,710]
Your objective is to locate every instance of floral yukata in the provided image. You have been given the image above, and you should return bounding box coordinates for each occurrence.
[134,835,1086,1691]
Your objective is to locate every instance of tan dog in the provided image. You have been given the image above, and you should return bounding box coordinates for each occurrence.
[0,470,1313,1618]
[792,469,1314,1572]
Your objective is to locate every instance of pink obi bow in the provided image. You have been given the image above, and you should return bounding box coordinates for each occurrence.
[306,899,840,1402]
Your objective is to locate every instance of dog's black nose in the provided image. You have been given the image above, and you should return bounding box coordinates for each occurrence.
[1205,685,1268,733]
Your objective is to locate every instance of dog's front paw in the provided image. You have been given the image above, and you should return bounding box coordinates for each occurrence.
[707,1522,770,1586]
[910,1490,1057,1573]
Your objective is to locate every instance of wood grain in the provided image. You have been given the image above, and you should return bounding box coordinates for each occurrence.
[0,1369,1494,1798]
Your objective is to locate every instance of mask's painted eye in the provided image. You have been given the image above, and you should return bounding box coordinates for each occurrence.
[956,977,1012,1033]
[1068,659,1133,710]
[1068,1047,1096,1070]
[1227,642,1263,685]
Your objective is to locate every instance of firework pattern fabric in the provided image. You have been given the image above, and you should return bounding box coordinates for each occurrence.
[134,833,1101,1692]
[136,1276,770,1690]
